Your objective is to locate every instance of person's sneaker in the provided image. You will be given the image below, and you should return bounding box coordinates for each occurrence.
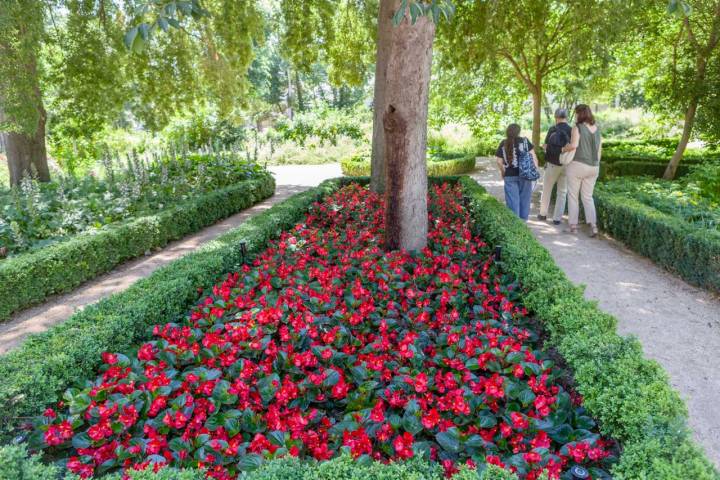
[553,220,562,225]
[537,215,547,221]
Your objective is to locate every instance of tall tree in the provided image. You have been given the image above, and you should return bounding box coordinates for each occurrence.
[0,0,50,186]
[442,0,637,146]
[661,0,720,179]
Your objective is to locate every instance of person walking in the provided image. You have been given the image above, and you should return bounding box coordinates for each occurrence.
[563,104,602,237]
[539,108,572,224]
[495,123,539,221]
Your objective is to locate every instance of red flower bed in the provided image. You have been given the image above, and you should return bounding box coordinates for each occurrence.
[32,184,615,479]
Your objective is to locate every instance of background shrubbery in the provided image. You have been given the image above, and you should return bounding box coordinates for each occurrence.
[0,152,268,256]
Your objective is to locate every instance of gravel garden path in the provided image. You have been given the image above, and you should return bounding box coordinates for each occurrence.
[0,164,342,355]
[472,158,720,467]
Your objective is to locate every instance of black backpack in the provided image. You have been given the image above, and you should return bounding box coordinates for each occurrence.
[545,127,570,165]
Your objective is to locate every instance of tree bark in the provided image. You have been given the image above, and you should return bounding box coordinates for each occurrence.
[370,0,398,194]
[664,50,710,180]
[0,57,50,187]
[664,100,697,180]
[531,85,542,147]
[383,12,435,252]
[294,72,305,112]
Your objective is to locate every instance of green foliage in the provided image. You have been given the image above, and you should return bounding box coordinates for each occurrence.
[456,176,719,479]
[601,161,691,179]
[594,179,720,292]
[0,444,61,480]
[278,0,374,87]
[619,0,720,142]
[0,0,45,135]
[340,155,476,177]
[601,139,720,163]
[688,161,720,203]
[0,179,340,440]
[0,173,275,322]
[0,449,526,480]
[0,153,267,255]
[46,0,128,154]
[274,108,367,147]
[162,109,247,150]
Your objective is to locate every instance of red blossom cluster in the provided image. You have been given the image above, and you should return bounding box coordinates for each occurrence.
[33,184,614,479]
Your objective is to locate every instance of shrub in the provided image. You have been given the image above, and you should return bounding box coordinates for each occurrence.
[0,179,342,441]
[600,161,691,179]
[0,175,276,322]
[0,444,62,480]
[457,176,718,479]
[594,188,720,292]
[340,155,476,177]
[688,161,720,203]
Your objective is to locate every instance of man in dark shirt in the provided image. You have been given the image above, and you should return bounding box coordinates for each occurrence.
[539,109,571,224]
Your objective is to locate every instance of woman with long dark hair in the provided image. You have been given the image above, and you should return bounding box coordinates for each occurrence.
[494,123,538,220]
[563,104,602,236]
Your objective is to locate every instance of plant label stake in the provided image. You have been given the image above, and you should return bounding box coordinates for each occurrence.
[239,241,248,263]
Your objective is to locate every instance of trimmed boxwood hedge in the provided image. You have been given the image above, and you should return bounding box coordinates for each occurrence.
[0,179,341,442]
[340,156,476,177]
[599,161,691,179]
[601,154,708,165]
[457,176,718,479]
[594,188,720,293]
[0,174,276,323]
[0,447,524,480]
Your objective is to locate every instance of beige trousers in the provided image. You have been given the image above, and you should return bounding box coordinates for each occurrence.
[539,163,567,221]
[566,161,599,226]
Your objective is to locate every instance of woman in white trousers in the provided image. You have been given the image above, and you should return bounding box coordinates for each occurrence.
[563,104,602,237]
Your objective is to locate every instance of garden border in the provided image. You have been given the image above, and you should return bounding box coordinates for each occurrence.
[340,156,476,177]
[1,177,717,479]
[458,176,718,478]
[0,175,275,322]
[594,188,720,293]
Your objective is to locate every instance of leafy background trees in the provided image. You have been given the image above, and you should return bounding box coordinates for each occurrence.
[1,0,720,190]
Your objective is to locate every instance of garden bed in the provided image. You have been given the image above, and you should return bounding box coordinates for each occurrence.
[0,155,275,322]
[1,178,716,480]
[340,155,476,177]
[595,178,720,293]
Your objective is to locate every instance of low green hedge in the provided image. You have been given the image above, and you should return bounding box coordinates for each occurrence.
[0,174,276,322]
[601,154,709,165]
[457,176,718,479]
[594,189,720,293]
[0,179,341,442]
[0,446,525,480]
[600,161,691,179]
[340,156,476,177]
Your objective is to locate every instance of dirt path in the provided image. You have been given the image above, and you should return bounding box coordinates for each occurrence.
[472,158,720,467]
[0,164,342,355]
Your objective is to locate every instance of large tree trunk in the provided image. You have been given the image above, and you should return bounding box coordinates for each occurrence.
[664,100,697,180]
[1,100,49,188]
[370,0,397,194]
[383,11,435,252]
[531,85,542,147]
